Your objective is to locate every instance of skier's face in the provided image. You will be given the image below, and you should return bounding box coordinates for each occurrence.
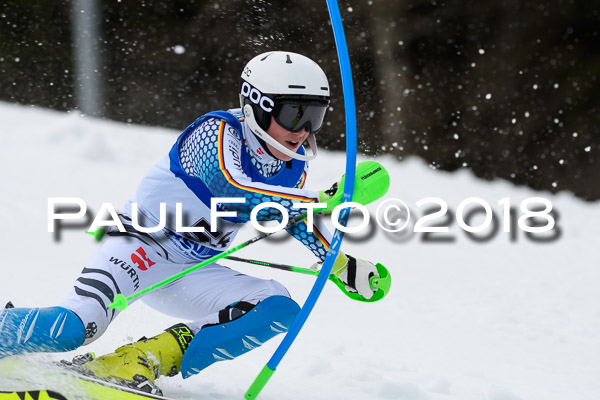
[265,117,310,161]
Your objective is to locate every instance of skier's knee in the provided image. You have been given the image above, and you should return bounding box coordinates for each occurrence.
[239,279,290,305]
[265,279,291,299]
[60,291,115,345]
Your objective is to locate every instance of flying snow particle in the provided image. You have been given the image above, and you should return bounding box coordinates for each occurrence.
[173,45,185,55]
[478,49,485,55]
[485,93,492,99]
[584,146,591,152]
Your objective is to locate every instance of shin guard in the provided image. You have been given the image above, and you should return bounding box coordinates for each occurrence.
[180,296,300,378]
[0,306,85,358]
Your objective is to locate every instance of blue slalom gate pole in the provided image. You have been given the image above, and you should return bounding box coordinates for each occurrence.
[245,1,357,398]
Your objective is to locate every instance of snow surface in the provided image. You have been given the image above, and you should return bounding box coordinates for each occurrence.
[1,101,599,400]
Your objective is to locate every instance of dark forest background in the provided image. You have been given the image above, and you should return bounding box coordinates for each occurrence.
[1,0,599,200]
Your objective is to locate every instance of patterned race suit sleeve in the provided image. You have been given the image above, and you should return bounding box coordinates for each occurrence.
[179,117,331,260]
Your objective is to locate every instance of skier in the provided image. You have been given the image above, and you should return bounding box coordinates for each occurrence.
[0,51,380,394]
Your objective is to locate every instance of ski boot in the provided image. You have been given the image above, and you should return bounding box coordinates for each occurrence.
[77,323,194,395]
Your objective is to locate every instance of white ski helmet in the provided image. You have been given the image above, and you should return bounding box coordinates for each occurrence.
[239,51,330,161]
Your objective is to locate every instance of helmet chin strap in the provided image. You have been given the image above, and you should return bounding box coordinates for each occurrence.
[243,105,317,162]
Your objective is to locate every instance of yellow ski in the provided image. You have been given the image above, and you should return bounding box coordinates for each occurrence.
[0,390,67,400]
[0,356,174,400]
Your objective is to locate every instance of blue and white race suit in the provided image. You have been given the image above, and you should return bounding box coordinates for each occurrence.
[61,109,333,343]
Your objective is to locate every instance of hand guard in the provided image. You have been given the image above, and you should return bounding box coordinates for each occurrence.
[332,253,379,300]
[317,161,390,215]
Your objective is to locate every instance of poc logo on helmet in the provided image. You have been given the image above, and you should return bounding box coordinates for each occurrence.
[241,81,275,112]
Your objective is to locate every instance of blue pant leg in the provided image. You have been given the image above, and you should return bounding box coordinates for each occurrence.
[0,306,85,358]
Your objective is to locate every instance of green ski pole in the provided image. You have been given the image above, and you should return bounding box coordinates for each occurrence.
[107,214,306,311]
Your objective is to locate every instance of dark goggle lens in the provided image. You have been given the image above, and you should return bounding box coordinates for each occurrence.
[275,103,328,133]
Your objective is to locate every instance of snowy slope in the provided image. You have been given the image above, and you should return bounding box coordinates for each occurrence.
[1,102,599,400]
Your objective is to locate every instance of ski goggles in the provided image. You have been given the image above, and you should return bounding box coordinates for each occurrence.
[272,101,329,133]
